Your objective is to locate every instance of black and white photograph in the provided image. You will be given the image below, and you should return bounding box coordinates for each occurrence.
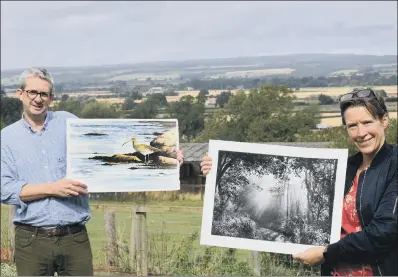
[200,140,348,255]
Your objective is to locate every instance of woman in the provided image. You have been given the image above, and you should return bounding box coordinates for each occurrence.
[200,88,397,276]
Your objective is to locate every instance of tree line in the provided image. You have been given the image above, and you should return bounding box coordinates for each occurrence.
[1,85,397,151]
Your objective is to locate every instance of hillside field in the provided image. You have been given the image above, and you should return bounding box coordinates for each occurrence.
[174,85,397,101]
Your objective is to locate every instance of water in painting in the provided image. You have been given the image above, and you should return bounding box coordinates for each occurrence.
[66,119,180,193]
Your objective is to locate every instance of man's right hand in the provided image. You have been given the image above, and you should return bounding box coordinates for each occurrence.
[20,179,88,202]
[201,155,213,176]
[50,179,88,198]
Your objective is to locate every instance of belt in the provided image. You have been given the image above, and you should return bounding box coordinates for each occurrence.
[15,223,86,237]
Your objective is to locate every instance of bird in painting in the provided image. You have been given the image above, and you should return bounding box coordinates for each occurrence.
[122,137,162,164]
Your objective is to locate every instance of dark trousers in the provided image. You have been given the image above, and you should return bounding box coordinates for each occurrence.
[14,225,93,276]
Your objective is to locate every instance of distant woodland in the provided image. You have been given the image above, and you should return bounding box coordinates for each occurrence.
[1,85,397,152]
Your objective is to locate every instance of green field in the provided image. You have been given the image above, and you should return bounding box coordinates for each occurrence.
[1,201,204,274]
[1,200,246,275]
[1,199,319,276]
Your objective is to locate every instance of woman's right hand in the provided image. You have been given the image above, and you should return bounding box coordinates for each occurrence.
[201,155,213,176]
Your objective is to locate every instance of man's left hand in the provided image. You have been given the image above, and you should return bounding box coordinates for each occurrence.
[177,150,184,166]
[292,246,326,266]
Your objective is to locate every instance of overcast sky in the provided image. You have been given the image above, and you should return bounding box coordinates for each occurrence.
[1,1,397,70]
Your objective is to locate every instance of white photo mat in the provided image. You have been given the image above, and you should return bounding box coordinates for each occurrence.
[200,139,348,255]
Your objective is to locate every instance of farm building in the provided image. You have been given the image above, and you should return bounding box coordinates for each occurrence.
[204,97,217,108]
[144,87,164,96]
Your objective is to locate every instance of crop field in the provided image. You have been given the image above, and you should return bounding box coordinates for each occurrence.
[319,117,343,127]
[293,86,397,99]
[96,98,126,104]
[66,91,113,96]
[173,85,397,101]
[320,109,397,127]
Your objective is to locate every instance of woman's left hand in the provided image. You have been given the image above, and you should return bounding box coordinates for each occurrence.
[292,246,326,265]
[177,149,184,166]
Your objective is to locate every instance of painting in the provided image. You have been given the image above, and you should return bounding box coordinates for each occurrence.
[200,140,348,255]
[66,119,180,193]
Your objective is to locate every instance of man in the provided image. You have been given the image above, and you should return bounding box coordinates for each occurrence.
[1,68,93,276]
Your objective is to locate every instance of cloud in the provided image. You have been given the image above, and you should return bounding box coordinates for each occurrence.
[1,1,397,69]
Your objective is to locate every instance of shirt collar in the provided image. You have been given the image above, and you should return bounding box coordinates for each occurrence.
[21,111,53,132]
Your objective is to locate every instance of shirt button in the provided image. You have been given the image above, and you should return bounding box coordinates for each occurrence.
[44,165,48,169]
[42,150,46,154]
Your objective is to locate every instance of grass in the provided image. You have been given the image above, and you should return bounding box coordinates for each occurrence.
[86,208,203,270]
[1,198,318,276]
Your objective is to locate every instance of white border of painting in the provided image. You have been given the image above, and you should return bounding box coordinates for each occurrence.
[200,139,348,255]
[66,118,180,192]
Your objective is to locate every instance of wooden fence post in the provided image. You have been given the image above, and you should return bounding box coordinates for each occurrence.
[138,211,148,276]
[131,207,148,276]
[249,250,261,276]
[104,211,119,267]
[130,207,137,269]
[9,207,15,263]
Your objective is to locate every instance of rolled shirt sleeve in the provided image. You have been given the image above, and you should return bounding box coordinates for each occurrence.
[1,144,28,212]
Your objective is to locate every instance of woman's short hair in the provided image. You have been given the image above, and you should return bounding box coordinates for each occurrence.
[339,88,388,125]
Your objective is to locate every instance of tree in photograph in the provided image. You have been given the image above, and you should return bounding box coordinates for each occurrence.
[212,152,292,239]
[266,156,337,243]
[213,150,337,244]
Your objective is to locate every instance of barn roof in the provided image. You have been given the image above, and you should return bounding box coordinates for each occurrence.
[179,143,209,162]
[179,141,331,162]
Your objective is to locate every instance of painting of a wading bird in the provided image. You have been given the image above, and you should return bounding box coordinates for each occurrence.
[122,137,162,165]
[66,118,180,193]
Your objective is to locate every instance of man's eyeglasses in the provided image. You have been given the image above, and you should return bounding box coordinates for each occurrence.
[339,88,377,102]
[23,90,53,100]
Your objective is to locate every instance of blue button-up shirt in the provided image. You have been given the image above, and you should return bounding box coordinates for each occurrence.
[1,111,90,227]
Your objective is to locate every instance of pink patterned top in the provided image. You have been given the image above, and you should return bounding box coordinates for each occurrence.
[333,174,373,276]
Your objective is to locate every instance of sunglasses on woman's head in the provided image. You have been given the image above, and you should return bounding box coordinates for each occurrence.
[339,89,377,102]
